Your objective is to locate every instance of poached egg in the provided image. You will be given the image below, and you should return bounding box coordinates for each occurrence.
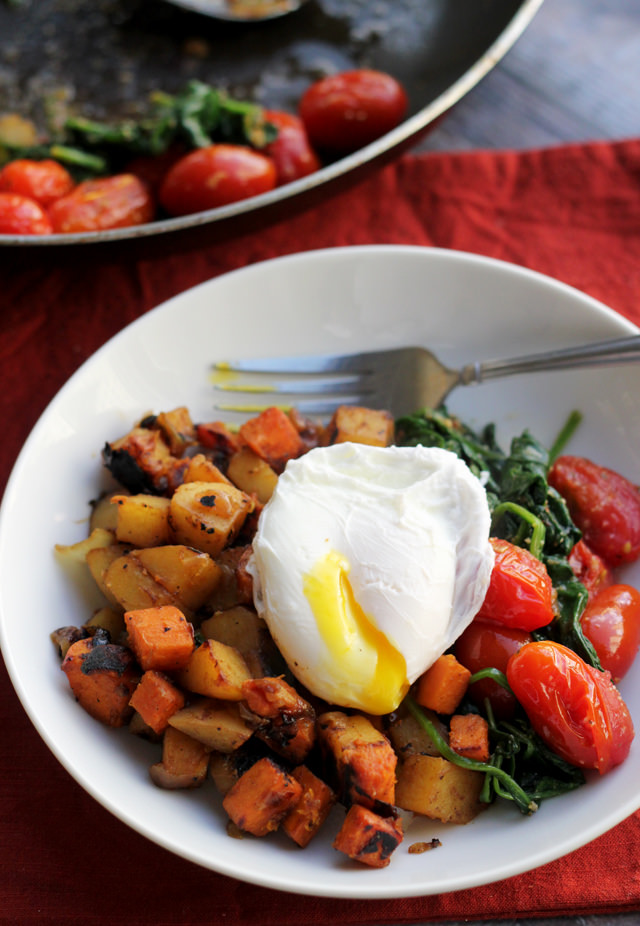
[249,442,494,714]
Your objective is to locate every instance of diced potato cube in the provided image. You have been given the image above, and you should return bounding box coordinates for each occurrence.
[227,447,278,504]
[183,453,231,485]
[90,492,125,533]
[176,639,252,700]
[169,481,253,557]
[103,553,178,613]
[323,406,394,447]
[395,754,486,824]
[169,698,254,753]
[55,527,115,563]
[83,606,126,643]
[155,406,196,455]
[111,494,172,547]
[386,708,447,760]
[200,606,282,677]
[150,726,209,789]
[134,545,222,613]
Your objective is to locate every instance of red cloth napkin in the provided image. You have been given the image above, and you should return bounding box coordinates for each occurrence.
[2,138,640,924]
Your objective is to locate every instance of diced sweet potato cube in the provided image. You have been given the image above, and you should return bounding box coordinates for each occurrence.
[415,653,471,715]
[449,713,490,763]
[176,639,252,700]
[333,804,403,868]
[168,698,254,752]
[125,605,195,672]
[150,726,209,789]
[61,636,140,727]
[129,670,185,734]
[242,676,316,763]
[195,421,240,457]
[317,711,397,811]
[395,754,485,824]
[222,756,303,836]
[282,765,336,848]
[227,447,278,504]
[238,406,304,473]
[169,480,253,557]
[111,494,172,547]
[323,406,394,447]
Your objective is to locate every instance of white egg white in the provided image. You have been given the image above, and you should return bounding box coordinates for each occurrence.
[248,442,494,713]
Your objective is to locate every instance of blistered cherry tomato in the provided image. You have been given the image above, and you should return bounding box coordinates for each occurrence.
[0,192,52,234]
[455,620,532,718]
[158,144,277,216]
[581,584,640,682]
[474,537,555,632]
[262,110,322,185]
[549,455,640,566]
[0,158,75,208]
[299,69,408,154]
[568,539,613,600]
[48,174,154,233]
[507,640,634,774]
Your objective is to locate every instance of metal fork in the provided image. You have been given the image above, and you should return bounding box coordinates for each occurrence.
[213,335,640,418]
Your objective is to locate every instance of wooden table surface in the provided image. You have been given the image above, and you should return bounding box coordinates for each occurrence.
[410,5,639,924]
[418,0,639,153]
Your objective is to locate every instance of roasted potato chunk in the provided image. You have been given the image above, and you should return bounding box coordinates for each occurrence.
[227,447,278,504]
[176,639,252,700]
[169,698,254,753]
[150,726,209,789]
[111,493,172,547]
[395,754,486,824]
[323,406,394,447]
[169,480,253,557]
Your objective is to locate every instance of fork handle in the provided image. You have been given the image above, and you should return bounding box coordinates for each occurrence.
[461,334,640,385]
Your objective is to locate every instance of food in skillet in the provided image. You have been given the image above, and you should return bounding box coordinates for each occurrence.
[0,70,407,234]
[52,403,638,867]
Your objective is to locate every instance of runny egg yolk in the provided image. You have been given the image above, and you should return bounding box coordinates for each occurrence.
[303,549,409,715]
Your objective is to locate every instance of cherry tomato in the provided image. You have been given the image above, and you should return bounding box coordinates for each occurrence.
[474,537,555,632]
[549,455,640,566]
[507,640,634,774]
[48,174,154,233]
[455,620,532,718]
[158,144,277,216]
[568,539,613,600]
[0,192,52,234]
[262,110,322,185]
[0,158,75,208]
[299,69,408,155]
[580,584,640,682]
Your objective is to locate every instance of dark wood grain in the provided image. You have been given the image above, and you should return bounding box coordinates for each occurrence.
[419,0,640,151]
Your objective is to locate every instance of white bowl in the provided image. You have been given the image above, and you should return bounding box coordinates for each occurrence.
[1,245,639,898]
